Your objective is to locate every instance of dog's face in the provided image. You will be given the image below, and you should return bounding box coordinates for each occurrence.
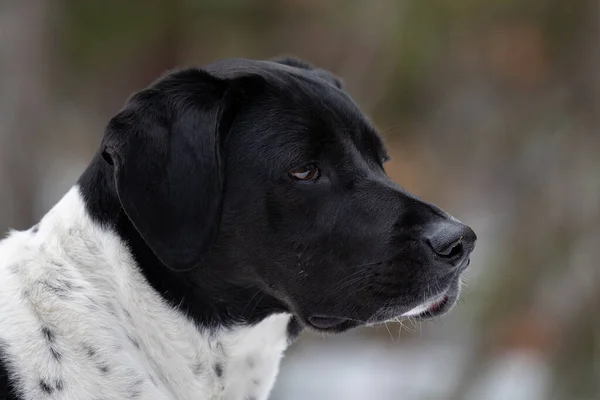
[100,58,476,333]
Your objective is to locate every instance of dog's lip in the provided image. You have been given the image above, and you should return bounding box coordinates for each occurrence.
[401,288,457,320]
[306,315,358,332]
[420,293,451,316]
[305,275,464,330]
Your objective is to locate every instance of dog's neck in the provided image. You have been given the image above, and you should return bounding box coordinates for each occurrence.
[1,186,295,399]
[77,152,302,337]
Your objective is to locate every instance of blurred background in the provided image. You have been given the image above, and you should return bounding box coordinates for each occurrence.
[1,1,598,399]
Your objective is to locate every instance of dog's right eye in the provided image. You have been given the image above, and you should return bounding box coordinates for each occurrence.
[289,164,320,181]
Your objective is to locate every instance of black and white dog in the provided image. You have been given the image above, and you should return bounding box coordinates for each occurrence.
[0,58,476,400]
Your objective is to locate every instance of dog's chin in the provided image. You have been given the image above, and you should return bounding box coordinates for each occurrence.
[299,279,463,333]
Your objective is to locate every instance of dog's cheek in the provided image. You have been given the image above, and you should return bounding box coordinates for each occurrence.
[263,187,320,234]
[264,190,286,234]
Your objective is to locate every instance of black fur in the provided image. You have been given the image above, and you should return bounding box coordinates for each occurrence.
[49,347,61,362]
[214,363,224,378]
[39,380,53,394]
[0,57,477,399]
[83,344,97,358]
[192,362,203,376]
[41,327,54,343]
[0,341,19,400]
[270,56,344,89]
[127,335,140,350]
[286,316,303,343]
[76,57,476,336]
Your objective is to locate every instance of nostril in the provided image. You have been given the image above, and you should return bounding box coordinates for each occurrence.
[426,222,475,262]
[446,240,463,258]
[429,236,463,259]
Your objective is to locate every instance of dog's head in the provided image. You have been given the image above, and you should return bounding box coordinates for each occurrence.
[98,57,476,333]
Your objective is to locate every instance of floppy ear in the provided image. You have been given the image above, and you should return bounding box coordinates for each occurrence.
[101,69,244,271]
[271,56,344,89]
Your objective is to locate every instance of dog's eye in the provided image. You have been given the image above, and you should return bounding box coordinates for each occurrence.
[290,164,320,181]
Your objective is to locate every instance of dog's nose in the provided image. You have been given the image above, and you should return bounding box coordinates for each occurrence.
[426,221,476,267]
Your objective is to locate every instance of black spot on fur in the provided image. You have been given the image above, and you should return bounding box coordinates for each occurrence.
[31,224,39,233]
[192,362,203,375]
[157,370,169,386]
[252,379,260,386]
[98,363,110,373]
[41,327,55,342]
[41,278,72,298]
[214,363,223,378]
[104,302,117,316]
[55,379,64,391]
[40,379,53,394]
[83,344,97,358]
[127,335,140,349]
[49,347,62,361]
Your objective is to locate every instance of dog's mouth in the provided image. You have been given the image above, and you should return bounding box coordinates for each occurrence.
[305,281,461,332]
[399,290,455,319]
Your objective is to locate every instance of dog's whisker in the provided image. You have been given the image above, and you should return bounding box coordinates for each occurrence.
[394,318,403,341]
[398,318,416,334]
[384,322,395,344]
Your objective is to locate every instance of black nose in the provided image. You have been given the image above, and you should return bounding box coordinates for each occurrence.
[426,221,476,267]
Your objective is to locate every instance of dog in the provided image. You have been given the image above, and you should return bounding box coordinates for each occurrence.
[0,57,476,400]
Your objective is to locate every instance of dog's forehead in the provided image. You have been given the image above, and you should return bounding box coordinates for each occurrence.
[204,58,366,125]
[206,58,388,164]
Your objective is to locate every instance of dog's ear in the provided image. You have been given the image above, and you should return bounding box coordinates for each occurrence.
[101,69,253,271]
[271,56,344,89]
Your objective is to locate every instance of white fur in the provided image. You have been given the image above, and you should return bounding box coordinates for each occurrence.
[0,187,292,400]
[400,293,446,317]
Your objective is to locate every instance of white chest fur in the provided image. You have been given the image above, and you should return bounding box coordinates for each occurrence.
[0,187,291,400]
